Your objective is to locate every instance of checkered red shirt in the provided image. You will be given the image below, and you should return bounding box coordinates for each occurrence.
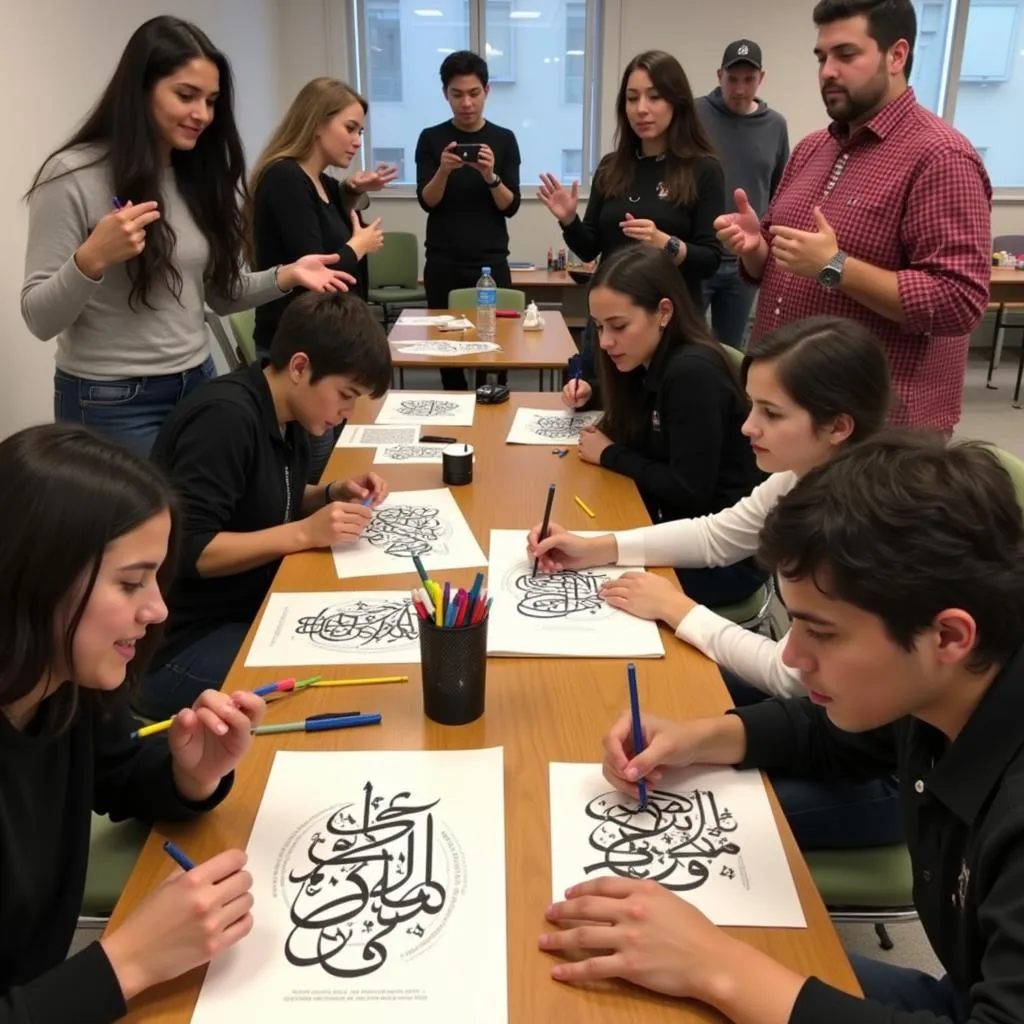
[744,89,992,431]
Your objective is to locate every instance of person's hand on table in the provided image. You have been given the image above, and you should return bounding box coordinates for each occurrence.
[577,424,612,464]
[600,571,697,629]
[561,379,592,410]
[526,523,616,573]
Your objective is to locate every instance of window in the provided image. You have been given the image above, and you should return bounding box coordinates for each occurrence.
[349,0,601,188]
[910,1,956,112]
[561,148,582,183]
[372,147,407,181]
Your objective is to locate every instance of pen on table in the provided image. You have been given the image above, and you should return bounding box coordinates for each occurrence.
[252,674,321,698]
[311,675,408,688]
[163,839,196,872]
[533,483,557,578]
[252,712,381,735]
[443,581,451,617]
[626,662,648,810]
[412,554,430,588]
[466,571,484,618]
[574,495,596,519]
[412,591,429,621]
[421,435,456,444]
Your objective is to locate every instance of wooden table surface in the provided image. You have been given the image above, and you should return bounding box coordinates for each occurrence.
[989,266,1024,304]
[110,393,858,1023]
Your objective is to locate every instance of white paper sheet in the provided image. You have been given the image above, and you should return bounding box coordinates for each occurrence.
[337,424,421,449]
[504,407,602,445]
[375,391,477,427]
[395,314,456,326]
[333,488,486,580]
[245,591,421,667]
[372,443,447,465]
[485,530,665,658]
[392,341,501,356]
[548,763,806,928]
[190,749,508,1024]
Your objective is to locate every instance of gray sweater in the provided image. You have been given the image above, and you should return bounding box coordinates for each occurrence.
[21,145,283,379]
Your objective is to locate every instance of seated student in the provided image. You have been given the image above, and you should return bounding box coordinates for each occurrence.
[556,245,764,609]
[138,291,392,720]
[541,433,1024,1024]
[0,422,263,1023]
[531,315,900,850]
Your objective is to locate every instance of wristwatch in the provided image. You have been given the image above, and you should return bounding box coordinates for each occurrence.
[818,250,847,289]
[663,235,682,259]
[487,174,502,189]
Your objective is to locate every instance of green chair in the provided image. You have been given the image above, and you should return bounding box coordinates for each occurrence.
[229,309,257,365]
[447,287,526,313]
[79,814,150,930]
[992,445,1024,507]
[367,232,427,326]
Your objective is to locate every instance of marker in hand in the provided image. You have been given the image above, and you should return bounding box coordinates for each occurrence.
[626,662,648,810]
[533,483,557,579]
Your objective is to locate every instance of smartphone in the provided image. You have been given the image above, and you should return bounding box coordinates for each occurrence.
[455,143,482,163]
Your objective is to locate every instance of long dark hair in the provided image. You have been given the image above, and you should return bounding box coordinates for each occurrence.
[0,425,179,725]
[596,50,718,206]
[742,316,892,442]
[26,16,246,310]
[591,246,743,446]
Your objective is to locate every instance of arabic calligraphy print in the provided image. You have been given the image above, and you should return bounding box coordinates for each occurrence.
[332,489,486,581]
[485,530,664,658]
[336,424,421,449]
[245,592,422,667]
[190,749,508,1023]
[504,407,602,445]
[372,444,447,465]
[549,763,806,928]
[392,340,501,357]
[375,391,476,427]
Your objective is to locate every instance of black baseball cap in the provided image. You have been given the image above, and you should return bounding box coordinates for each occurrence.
[721,39,763,70]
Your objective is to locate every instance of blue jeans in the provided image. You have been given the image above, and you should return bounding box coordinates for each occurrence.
[702,262,757,351]
[135,622,250,720]
[722,669,905,850]
[53,356,216,458]
[850,955,963,1021]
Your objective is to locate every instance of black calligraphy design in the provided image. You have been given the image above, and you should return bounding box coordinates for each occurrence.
[398,341,493,355]
[352,427,419,445]
[531,414,596,440]
[397,399,461,418]
[295,600,418,650]
[380,444,447,462]
[584,789,740,891]
[284,782,448,978]
[365,505,446,558]
[513,569,609,619]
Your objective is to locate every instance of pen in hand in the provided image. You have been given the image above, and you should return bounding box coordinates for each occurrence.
[627,662,648,810]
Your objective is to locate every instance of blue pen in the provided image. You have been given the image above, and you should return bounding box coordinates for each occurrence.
[252,712,381,735]
[465,571,484,618]
[412,555,430,587]
[112,196,124,210]
[163,839,196,872]
[627,663,648,810]
[444,600,458,628]
[362,495,374,507]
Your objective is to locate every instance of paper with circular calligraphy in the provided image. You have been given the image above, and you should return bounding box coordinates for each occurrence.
[375,390,477,426]
[548,763,806,928]
[189,748,508,1023]
[372,443,447,465]
[392,340,501,356]
[504,407,602,445]
[485,530,665,658]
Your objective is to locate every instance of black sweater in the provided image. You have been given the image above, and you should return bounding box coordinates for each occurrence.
[0,689,231,1024]
[563,153,725,310]
[415,119,521,266]
[251,159,368,352]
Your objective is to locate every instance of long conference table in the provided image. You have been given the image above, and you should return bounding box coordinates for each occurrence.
[110,392,859,1023]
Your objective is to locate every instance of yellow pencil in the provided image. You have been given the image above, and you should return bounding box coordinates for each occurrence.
[574,495,596,518]
[311,676,409,688]
[132,718,174,739]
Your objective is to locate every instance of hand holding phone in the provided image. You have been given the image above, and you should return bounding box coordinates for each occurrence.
[455,143,483,163]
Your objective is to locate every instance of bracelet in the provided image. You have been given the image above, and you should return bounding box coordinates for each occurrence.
[324,481,335,505]
[273,265,286,292]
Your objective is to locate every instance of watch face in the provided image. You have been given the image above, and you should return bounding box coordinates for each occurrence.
[819,266,842,288]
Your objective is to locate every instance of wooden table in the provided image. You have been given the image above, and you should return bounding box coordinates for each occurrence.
[389,310,577,390]
[110,393,858,1023]
[510,270,590,331]
[989,266,1024,304]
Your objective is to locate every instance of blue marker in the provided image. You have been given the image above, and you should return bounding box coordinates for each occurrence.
[163,839,196,872]
[626,663,648,810]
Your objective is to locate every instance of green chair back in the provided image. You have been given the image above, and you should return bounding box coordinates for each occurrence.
[804,844,915,909]
[368,232,420,290]
[229,309,256,365]
[81,813,150,920]
[447,287,526,313]
[991,446,1024,519]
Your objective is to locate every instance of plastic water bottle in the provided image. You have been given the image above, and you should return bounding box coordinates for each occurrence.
[475,266,497,341]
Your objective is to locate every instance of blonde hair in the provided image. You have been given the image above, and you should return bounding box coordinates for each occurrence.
[244,77,368,265]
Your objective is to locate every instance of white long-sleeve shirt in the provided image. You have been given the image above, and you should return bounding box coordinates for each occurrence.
[614,472,804,698]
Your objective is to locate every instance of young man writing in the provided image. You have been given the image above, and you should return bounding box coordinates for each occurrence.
[415,50,522,390]
[138,291,393,719]
[541,432,1024,1023]
[697,40,789,349]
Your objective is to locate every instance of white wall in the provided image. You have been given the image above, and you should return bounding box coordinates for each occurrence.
[0,0,279,438]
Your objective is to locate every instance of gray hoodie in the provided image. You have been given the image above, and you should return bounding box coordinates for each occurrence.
[697,88,790,259]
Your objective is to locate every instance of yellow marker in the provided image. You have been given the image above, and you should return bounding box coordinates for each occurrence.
[311,676,409,688]
[574,495,596,518]
[132,717,174,739]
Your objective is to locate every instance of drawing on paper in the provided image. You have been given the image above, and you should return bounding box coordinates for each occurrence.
[531,414,597,441]
[397,399,460,418]
[394,341,499,356]
[280,781,460,979]
[365,504,449,558]
[380,445,448,461]
[511,569,610,619]
[584,788,741,892]
[337,425,421,448]
[295,600,419,652]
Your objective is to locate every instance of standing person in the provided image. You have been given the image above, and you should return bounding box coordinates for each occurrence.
[0,423,264,1023]
[538,50,724,382]
[715,0,992,432]
[248,77,395,479]
[415,50,521,391]
[21,16,354,457]
[697,40,790,349]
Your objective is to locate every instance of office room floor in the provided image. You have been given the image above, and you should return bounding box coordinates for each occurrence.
[70,351,1023,980]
